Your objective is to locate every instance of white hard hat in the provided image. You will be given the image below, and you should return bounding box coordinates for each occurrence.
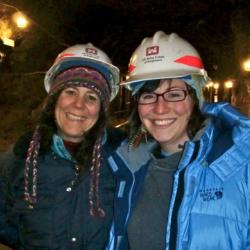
[44,43,120,101]
[122,31,209,93]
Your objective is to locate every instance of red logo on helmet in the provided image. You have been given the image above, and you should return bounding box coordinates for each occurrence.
[146,46,159,56]
[85,48,97,54]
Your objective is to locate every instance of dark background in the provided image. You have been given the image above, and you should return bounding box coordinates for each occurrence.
[0,0,250,153]
[2,0,250,77]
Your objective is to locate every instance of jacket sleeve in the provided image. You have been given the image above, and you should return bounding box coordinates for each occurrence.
[0,147,19,248]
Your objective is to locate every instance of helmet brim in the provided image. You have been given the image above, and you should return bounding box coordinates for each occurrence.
[122,69,207,86]
[121,69,208,94]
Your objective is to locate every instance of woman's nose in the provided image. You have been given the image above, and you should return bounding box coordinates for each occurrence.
[153,96,170,114]
[74,95,86,108]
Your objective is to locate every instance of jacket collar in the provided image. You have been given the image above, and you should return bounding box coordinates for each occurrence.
[116,140,157,173]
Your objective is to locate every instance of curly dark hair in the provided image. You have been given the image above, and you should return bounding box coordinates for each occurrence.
[129,79,205,144]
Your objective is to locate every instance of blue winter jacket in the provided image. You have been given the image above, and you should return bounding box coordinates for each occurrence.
[0,127,126,250]
[106,103,250,250]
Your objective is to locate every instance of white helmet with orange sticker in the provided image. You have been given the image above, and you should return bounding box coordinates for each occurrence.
[44,43,120,101]
[122,31,209,94]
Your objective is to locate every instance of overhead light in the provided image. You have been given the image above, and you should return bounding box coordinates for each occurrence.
[12,11,29,29]
[242,58,250,72]
[224,80,233,89]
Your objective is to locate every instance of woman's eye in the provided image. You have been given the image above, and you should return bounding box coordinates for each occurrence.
[64,88,77,95]
[141,93,155,100]
[169,92,182,98]
[86,94,99,102]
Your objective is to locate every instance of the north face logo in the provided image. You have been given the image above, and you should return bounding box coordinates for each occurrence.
[146,46,159,56]
[85,48,97,54]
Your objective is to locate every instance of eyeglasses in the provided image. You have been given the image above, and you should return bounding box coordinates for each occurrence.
[138,89,189,105]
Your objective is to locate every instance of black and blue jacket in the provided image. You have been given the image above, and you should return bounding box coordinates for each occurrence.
[0,127,126,250]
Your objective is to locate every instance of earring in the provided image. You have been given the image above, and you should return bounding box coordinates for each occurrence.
[128,124,148,151]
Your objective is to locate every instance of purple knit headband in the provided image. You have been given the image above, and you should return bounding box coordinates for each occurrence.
[51,66,111,109]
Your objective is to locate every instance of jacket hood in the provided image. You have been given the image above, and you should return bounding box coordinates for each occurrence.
[202,102,250,145]
[202,102,250,128]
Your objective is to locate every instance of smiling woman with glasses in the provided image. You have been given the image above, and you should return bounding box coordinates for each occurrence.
[106,31,250,250]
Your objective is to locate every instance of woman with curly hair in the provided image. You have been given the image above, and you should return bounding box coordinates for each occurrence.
[0,43,125,249]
